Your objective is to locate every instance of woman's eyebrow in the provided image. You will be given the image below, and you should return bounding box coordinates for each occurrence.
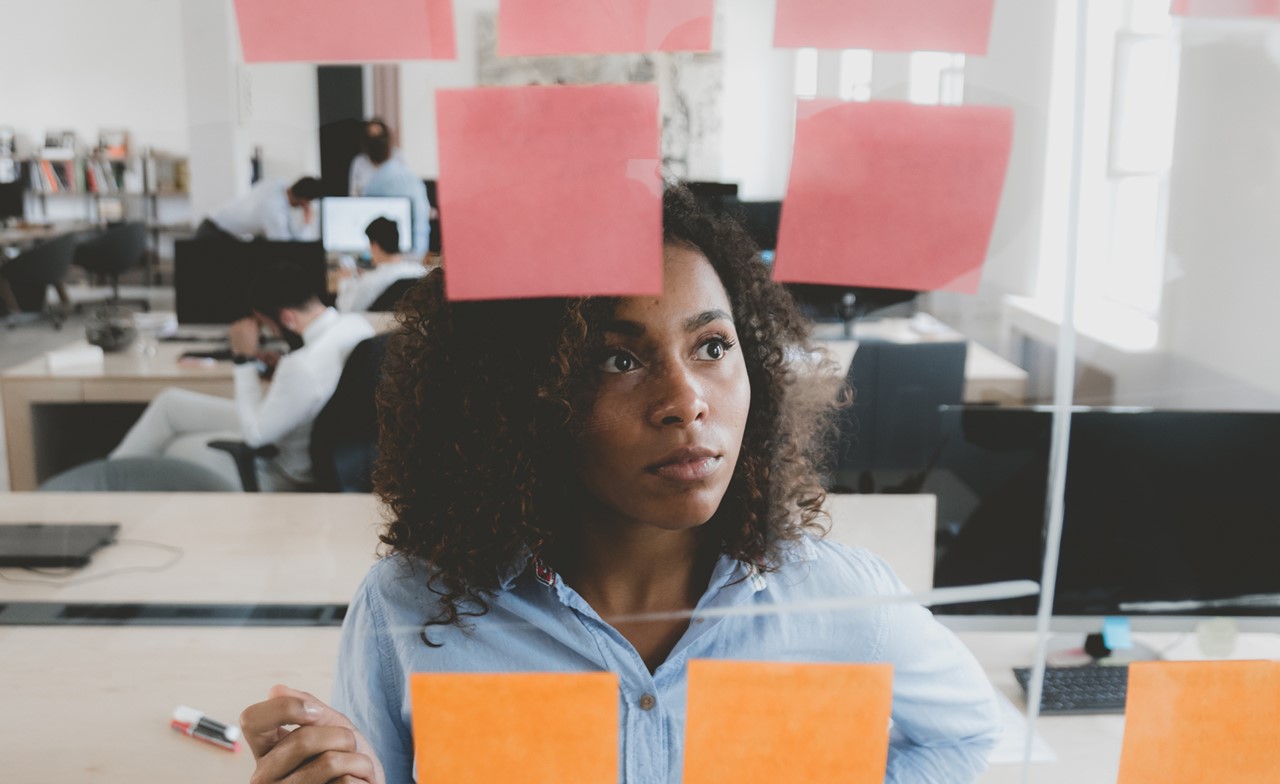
[601,319,645,337]
[685,309,733,332]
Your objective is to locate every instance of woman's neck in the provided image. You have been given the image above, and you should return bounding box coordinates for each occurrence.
[557,517,715,619]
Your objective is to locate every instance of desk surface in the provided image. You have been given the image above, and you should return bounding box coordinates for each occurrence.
[1,625,339,783]
[0,493,383,604]
[0,221,94,251]
[0,625,1175,783]
[2,340,231,381]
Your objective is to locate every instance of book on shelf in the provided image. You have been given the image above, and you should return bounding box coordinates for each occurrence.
[41,129,77,161]
[98,129,129,160]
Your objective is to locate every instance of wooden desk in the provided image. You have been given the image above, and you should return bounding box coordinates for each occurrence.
[813,315,1030,405]
[0,221,93,252]
[0,493,383,605]
[1,341,232,490]
[1,625,340,783]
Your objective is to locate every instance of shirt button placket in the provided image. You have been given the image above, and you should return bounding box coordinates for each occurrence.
[638,693,657,711]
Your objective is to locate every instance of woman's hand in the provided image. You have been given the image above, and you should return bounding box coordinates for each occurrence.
[240,684,386,784]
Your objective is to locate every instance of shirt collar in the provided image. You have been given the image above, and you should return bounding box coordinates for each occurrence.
[496,535,818,595]
[301,307,340,344]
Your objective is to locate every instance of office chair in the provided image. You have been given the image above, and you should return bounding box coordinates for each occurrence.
[209,333,390,492]
[38,456,240,492]
[1,231,79,329]
[71,222,150,312]
[831,339,968,494]
[367,277,418,312]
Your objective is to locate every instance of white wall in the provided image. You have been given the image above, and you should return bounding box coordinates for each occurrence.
[0,0,189,157]
[1158,21,1280,407]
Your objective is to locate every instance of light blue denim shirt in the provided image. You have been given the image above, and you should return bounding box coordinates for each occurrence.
[364,159,430,257]
[333,536,1000,783]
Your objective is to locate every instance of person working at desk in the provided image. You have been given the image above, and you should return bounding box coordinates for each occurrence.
[348,119,409,197]
[240,188,999,783]
[195,176,324,242]
[335,217,427,313]
[362,130,430,258]
[109,262,374,490]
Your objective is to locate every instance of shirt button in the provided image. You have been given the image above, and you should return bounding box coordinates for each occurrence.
[638,694,657,711]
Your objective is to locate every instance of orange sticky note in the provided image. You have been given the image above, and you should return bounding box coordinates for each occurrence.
[1171,0,1280,16]
[233,0,456,63]
[772,101,1013,295]
[435,84,663,301]
[498,0,713,56]
[683,660,893,784]
[1117,660,1280,783]
[410,671,618,782]
[774,0,995,55]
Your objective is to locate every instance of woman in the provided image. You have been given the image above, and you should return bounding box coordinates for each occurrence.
[240,188,1000,783]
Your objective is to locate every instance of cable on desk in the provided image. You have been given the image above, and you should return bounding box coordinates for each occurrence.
[0,538,184,586]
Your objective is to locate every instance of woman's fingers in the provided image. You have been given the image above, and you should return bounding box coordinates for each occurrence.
[249,726,357,783]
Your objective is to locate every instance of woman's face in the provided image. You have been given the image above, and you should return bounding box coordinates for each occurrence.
[574,244,751,531]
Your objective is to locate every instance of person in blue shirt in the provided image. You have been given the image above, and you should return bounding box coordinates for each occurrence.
[239,187,1001,784]
[362,131,430,258]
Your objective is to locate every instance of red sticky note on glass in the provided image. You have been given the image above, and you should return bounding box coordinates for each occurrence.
[499,0,713,56]
[436,84,663,301]
[233,0,456,62]
[410,672,618,781]
[1171,0,1280,16]
[1117,661,1280,783]
[772,101,1013,295]
[774,0,995,54]
[683,660,893,784]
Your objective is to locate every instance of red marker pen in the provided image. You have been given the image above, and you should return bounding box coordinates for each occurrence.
[170,705,242,752]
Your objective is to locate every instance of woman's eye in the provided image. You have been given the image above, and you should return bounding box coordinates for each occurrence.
[696,338,731,361]
[598,351,640,374]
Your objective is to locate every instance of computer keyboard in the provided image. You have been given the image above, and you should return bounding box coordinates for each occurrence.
[1013,664,1129,715]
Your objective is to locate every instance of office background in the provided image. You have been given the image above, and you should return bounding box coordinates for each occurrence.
[2,0,1279,781]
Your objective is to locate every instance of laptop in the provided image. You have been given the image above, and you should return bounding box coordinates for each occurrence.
[0,523,120,568]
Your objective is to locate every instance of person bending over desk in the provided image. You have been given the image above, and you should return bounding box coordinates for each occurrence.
[240,188,1000,782]
[335,217,428,313]
[110,262,373,491]
[196,176,324,242]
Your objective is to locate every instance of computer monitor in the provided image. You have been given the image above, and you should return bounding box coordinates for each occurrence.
[321,196,413,254]
[0,180,24,223]
[926,407,1280,629]
[174,240,328,325]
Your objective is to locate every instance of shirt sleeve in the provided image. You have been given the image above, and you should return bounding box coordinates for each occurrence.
[261,190,294,241]
[333,562,417,784]
[233,358,328,448]
[833,546,1002,783]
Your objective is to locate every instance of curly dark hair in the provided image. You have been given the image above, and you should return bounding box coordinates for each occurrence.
[374,185,841,645]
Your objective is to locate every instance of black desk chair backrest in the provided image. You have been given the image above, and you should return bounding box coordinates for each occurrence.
[309,333,391,492]
[367,277,418,312]
[2,231,79,315]
[73,222,147,287]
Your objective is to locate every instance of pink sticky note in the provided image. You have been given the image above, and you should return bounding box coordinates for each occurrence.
[435,85,663,301]
[498,0,713,56]
[772,101,1013,295]
[234,0,456,63]
[774,0,995,54]
[1171,0,1280,16]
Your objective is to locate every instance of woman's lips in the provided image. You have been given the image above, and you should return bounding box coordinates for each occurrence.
[648,455,722,482]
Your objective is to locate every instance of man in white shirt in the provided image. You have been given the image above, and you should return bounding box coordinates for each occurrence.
[336,217,428,312]
[197,176,324,242]
[110,262,375,490]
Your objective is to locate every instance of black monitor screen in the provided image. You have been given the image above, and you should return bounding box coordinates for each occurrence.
[174,240,327,325]
[0,180,24,221]
[930,408,1280,617]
